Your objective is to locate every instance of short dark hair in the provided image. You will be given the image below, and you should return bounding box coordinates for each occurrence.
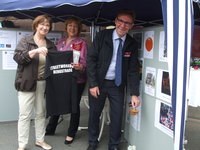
[65,17,82,36]
[32,14,52,33]
[116,9,136,22]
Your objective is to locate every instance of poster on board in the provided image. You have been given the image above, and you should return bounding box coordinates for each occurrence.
[143,31,154,59]
[156,69,171,103]
[159,31,167,62]
[0,30,16,50]
[155,99,174,138]
[2,50,17,70]
[144,67,156,96]
[17,31,32,44]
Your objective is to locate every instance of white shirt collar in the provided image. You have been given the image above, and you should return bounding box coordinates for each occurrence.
[113,29,126,42]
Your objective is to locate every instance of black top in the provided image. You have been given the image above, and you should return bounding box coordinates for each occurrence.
[45,51,78,116]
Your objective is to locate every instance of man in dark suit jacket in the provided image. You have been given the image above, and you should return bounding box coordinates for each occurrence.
[87,9,140,150]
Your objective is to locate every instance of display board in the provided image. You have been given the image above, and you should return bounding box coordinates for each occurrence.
[124,26,173,150]
[0,28,62,122]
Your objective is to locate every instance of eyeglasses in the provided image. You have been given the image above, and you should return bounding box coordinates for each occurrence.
[116,18,133,27]
[39,23,50,28]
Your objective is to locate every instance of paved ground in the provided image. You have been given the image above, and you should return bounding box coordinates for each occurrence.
[0,103,199,150]
[0,101,128,150]
[184,106,200,150]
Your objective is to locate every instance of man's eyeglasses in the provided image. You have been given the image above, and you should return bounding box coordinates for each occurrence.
[116,18,133,26]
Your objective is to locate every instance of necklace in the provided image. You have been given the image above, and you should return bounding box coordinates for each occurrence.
[34,36,46,47]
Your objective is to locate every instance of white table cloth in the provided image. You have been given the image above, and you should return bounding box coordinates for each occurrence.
[188,68,200,107]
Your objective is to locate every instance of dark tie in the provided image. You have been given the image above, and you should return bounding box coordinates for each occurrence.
[115,38,123,86]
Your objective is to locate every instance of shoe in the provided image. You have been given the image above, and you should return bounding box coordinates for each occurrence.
[64,136,74,144]
[18,148,25,150]
[87,145,97,150]
[35,141,52,150]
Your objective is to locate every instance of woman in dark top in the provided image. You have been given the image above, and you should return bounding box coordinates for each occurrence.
[45,17,87,145]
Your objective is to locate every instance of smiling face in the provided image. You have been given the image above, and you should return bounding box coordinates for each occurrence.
[66,21,79,38]
[115,14,134,37]
[32,15,52,35]
[35,19,50,36]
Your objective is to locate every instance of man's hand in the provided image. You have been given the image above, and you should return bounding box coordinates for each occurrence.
[89,86,100,98]
[131,95,140,107]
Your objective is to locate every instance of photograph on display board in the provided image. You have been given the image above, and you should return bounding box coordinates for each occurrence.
[143,31,154,59]
[161,71,170,96]
[156,69,171,103]
[159,31,167,62]
[144,67,156,96]
[160,102,173,130]
[155,99,174,138]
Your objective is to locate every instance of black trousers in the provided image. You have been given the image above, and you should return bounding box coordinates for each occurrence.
[88,80,124,149]
[46,82,86,138]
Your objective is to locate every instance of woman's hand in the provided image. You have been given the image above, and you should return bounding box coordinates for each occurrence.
[28,47,48,58]
[72,63,83,71]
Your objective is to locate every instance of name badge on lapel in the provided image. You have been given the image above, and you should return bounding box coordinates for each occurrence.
[124,52,131,57]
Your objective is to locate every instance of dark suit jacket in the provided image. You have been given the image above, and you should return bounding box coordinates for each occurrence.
[87,29,140,96]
